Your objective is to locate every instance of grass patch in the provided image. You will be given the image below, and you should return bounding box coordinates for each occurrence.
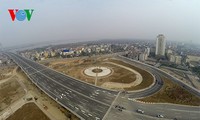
[109,59,154,90]
[139,77,200,106]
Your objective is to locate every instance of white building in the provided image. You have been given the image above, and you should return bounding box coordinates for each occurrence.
[169,54,175,62]
[139,53,148,61]
[167,49,173,54]
[145,47,150,56]
[175,56,182,64]
[169,55,182,64]
[155,34,166,56]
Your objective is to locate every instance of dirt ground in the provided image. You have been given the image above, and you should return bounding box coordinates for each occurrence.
[0,77,25,111]
[6,103,50,120]
[139,77,200,106]
[0,66,15,80]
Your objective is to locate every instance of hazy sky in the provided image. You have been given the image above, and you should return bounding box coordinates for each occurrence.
[0,0,200,47]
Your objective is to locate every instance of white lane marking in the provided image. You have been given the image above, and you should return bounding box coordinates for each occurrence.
[102,91,121,120]
[169,109,200,113]
[28,68,47,75]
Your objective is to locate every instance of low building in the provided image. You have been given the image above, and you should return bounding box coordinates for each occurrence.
[189,61,200,67]
[50,51,56,57]
[139,53,148,61]
[186,55,200,63]
[145,47,150,56]
[169,54,182,64]
[175,55,182,64]
[167,49,173,54]
[62,49,74,55]
[169,54,175,62]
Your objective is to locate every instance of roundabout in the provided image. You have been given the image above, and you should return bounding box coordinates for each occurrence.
[45,57,154,91]
[83,66,112,77]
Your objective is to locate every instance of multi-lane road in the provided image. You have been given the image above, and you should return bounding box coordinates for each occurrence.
[5,52,200,120]
[6,52,118,120]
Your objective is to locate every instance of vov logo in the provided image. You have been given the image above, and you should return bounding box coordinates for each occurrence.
[8,9,34,21]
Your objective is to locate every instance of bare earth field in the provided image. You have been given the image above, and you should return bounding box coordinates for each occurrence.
[139,77,200,106]
[41,57,154,91]
[6,103,50,120]
[0,66,15,80]
[0,77,25,111]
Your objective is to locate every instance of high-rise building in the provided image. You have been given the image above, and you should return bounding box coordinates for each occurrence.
[145,47,150,56]
[155,34,166,56]
[0,43,3,51]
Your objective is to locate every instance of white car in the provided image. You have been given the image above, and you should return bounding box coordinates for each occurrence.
[136,109,144,114]
[68,90,72,93]
[95,117,100,120]
[157,114,164,118]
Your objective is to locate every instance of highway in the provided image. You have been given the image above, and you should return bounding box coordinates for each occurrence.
[6,52,118,120]
[5,52,200,120]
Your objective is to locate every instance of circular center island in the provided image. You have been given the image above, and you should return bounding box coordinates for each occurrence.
[84,66,112,77]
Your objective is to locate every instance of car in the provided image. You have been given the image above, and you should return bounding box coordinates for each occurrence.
[81,110,85,113]
[88,113,93,117]
[136,109,144,114]
[64,92,69,95]
[157,114,164,118]
[95,117,100,120]
[68,90,72,93]
[121,106,126,110]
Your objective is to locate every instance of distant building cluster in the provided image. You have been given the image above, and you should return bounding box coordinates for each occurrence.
[124,34,200,69]
[18,35,200,70]
[20,44,113,61]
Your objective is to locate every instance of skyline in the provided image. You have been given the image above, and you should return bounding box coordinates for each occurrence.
[1,0,200,47]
